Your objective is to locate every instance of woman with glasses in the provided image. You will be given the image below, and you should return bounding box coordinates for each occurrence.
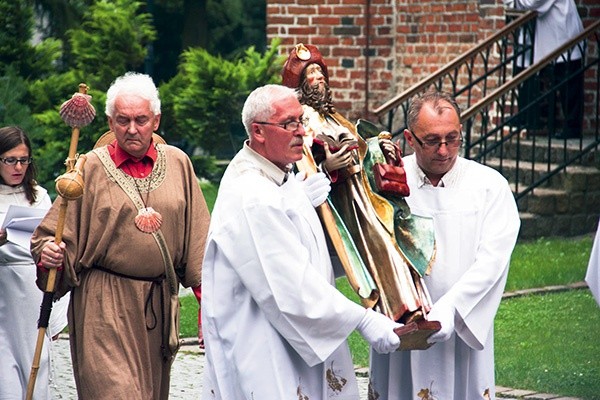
[0,126,69,399]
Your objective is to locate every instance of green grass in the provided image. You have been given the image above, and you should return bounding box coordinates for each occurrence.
[505,236,593,291]
[180,294,201,338]
[495,290,600,399]
[329,236,598,372]
[199,180,218,211]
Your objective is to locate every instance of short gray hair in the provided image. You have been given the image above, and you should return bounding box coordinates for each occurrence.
[406,90,461,131]
[241,84,298,136]
[105,72,161,118]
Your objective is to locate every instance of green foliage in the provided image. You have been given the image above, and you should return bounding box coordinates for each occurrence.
[191,155,226,183]
[67,0,156,87]
[199,180,218,211]
[22,0,155,192]
[32,0,92,41]
[28,38,64,78]
[160,38,285,160]
[0,0,64,79]
[26,75,108,193]
[0,69,36,132]
[207,0,266,58]
[0,0,35,76]
[1,0,270,189]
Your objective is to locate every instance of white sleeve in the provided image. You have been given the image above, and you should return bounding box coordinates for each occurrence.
[452,180,521,350]
[211,196,365,366]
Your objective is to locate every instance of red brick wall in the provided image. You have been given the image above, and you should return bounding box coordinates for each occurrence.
[267,0,599,123]
[578,1,600,134]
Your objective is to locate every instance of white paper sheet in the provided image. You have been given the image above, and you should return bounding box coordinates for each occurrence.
[0,205,47,249]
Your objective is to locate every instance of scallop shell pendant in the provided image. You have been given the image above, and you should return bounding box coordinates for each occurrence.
[134,207,163,233]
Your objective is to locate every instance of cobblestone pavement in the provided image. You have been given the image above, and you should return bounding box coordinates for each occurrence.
[47,336,580,400]
[48,337,370,399]
[47,336,585,400]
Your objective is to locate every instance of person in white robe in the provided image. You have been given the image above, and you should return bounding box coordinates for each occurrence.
[504,0,585,139]
[0,126,69,400]
[585,218,600,306]
[202,84,403,400]
[369,91,521,399]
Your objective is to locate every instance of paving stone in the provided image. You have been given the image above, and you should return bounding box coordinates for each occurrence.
[496,385,513,393]
[48,337,365,399]
[524,393,562,399]
[502,388,537,397]
[552,398,584,400]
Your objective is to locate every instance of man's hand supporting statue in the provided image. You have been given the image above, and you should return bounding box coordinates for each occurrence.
[296,171,331,207]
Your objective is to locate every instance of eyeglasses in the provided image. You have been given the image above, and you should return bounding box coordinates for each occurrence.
[410,131,463,149]
[0,157,33,166]
[255,118,306,132]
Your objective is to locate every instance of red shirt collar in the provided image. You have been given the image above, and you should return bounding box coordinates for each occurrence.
[107,139,157,177]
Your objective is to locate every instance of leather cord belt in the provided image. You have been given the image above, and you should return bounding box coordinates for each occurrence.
[93,265,166,332]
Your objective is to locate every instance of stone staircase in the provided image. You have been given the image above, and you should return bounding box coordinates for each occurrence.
[482,137,600,239]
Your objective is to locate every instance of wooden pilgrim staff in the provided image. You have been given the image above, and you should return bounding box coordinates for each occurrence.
[26,83,95,400]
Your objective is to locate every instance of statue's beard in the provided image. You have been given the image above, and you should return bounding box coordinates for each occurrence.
[300,81,336,116]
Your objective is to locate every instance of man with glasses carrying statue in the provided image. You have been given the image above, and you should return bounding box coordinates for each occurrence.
[282,44,439,346]
[368,90,521,399]
[201,84,403,399]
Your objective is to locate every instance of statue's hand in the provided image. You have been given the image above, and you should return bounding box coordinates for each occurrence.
[322,142,353,173]
[380,138,398,163]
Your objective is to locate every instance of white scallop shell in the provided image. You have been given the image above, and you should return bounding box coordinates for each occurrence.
[296,43,311,61]
[134,207,163,233]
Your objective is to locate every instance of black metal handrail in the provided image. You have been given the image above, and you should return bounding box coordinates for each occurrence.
[373,12,599,207]
[374,10,537,135]
[462,20,600,200]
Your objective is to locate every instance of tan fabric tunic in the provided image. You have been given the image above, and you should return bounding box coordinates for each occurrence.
[31,143,210,400]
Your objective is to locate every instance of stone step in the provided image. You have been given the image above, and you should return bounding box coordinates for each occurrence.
[468,133,599,167]
[515,186,600,216]
[518,211,599,239]
[486,157,600,192]
[515,139,598,166]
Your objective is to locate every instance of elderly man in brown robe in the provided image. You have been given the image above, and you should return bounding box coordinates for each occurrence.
[31,72,210,399]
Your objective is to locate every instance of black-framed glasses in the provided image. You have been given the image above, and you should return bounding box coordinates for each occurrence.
[410,131,463,149]
[0,157,33,166]
[255,118,306,132]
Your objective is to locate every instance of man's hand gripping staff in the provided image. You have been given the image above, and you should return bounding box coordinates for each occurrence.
[26,84,94,400]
